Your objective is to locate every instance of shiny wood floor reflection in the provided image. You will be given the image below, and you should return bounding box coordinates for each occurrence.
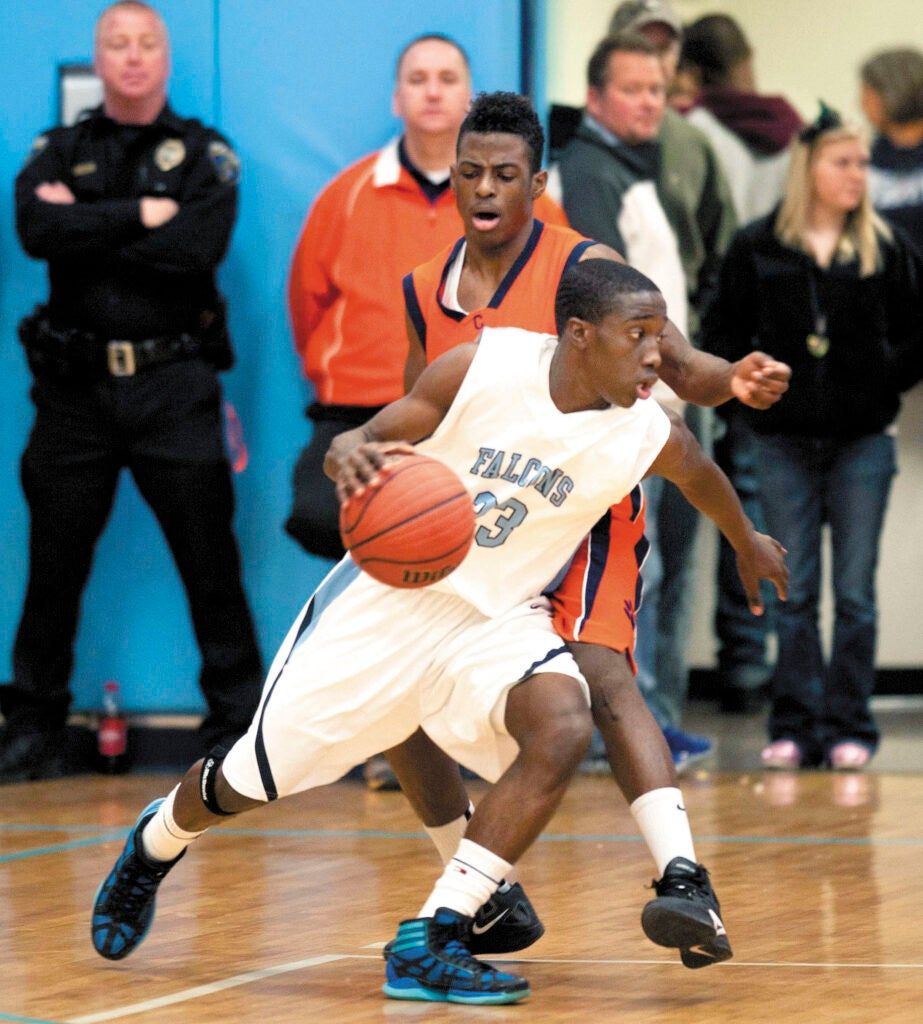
[1,766,921,1023]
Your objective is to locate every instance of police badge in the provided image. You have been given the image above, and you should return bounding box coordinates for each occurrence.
[154,138,186,172]
[208,141,241,185]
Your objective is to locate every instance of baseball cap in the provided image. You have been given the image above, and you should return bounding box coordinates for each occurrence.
[609,0,682,37]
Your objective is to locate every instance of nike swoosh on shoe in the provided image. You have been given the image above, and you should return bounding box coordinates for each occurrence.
[471,908,510,935]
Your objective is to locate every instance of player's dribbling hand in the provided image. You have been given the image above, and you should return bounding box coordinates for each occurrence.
[731,352,791,409]
[735,531,789,615]
[335,442,416,502]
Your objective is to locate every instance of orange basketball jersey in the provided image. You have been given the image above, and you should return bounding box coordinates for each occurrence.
[403,220,594,363]
[402,219,649,665]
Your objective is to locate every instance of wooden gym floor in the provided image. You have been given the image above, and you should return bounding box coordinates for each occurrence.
[1,703,922,1023]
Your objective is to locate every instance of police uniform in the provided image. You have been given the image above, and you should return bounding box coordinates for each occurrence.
[1,104,263,778]
[222,328,669,800]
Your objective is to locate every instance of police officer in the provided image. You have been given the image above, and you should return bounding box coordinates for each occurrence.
[1,0,262,781]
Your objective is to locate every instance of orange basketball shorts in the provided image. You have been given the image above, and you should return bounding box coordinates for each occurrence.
[548,486,648,672]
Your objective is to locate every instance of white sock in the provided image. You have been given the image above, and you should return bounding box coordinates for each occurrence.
[424,802,474,865]
[630,786,696,875]
[418,838,512,919]
[141,786,207,864]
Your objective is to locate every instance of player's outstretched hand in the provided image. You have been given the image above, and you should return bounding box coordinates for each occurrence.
[335,442,416,502]
[735,532,789,615]
[731,352,791,409]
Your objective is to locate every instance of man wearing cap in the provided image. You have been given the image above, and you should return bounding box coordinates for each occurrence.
[552,3,736,770]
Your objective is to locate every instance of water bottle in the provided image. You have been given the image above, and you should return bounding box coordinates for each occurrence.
[97,680,130,774]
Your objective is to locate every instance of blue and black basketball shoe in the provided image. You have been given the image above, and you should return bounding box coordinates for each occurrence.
[469,881,545,955]
[641,856,733,968]
[383,908,531,1004]
[91,798,184,959]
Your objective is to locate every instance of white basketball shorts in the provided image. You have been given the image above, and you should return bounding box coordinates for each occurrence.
[222,557,588,800]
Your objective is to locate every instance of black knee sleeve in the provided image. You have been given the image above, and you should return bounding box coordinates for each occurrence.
[199,745,236,816]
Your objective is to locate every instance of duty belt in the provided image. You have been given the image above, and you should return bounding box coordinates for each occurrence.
[104,336,197,377]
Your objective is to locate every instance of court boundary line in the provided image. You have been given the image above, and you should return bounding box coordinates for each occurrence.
[65,955,347,1024]
[3,823,923,866]
[49,950,923,1024]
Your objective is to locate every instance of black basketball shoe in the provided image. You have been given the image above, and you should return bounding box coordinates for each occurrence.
[641,856,733,968]
[468,881,545,955]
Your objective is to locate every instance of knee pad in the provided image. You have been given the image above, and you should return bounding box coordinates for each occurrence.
[199,745,236,816]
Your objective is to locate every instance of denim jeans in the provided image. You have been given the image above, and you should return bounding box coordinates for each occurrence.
[753,432,896,763]
[635,406,708,728]
[713,406,774,685]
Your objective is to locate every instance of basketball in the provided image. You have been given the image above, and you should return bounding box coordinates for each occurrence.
[339,453,475,588]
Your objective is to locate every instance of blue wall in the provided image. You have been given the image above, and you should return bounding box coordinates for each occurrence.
[1,2,526,714]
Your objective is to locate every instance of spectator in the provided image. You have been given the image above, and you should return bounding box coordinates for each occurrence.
[553,17,736,770]
[860,47,923,257]
[682,14,802,225]
[286,34,564,564]
[702,105,923,770]
[2,1,263,782]
[679,12,801,713]
[284,34,564,789]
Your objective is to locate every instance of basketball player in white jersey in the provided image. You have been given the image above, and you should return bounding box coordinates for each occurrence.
[92,260,787,1007]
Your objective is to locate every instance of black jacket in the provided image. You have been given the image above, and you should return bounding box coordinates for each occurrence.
[702,212,923,438]
[15,104,238,338]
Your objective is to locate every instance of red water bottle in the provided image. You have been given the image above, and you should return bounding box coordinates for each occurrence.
[97,680,130,774]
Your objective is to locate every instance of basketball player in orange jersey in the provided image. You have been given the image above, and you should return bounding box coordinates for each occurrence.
[90,258,788,1007]
[383,92,792,969]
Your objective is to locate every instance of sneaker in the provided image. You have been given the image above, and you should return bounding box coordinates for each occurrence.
[469,881,545,954]
[641,856,733,969]
[761,739,803,770]
[91,799,184,959]
[828,741,871,771]
[662,726,713,774]
[383,908,530,1004]
[363,754,401,792]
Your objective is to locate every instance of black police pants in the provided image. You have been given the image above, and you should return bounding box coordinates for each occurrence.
[6,359,262,745]
[285,405,382,561]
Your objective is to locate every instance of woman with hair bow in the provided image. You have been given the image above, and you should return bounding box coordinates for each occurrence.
[701,104,923,771]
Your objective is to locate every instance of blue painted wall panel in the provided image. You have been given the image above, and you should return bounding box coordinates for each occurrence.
[0,2,524,714]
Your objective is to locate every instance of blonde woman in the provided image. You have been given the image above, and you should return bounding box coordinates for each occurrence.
[702,106,923,770]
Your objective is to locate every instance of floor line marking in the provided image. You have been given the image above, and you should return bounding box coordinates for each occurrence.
[0,1013,67,1024]
[45,949,923,1022]
[3,827,923,869]
[351,952,923,970]
[66,954,347,1024]
[0,836,122,864]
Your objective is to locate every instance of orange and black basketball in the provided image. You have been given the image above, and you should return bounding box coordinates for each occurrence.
[339,453,474,588]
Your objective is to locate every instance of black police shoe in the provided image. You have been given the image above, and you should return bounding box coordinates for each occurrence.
[0,727,67,783]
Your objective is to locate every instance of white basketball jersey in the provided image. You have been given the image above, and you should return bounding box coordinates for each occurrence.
[416,327,671,616]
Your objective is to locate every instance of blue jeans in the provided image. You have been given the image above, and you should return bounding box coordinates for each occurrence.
[753,432,896,763]
[635,406,708,728]
[713,407,774,683]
